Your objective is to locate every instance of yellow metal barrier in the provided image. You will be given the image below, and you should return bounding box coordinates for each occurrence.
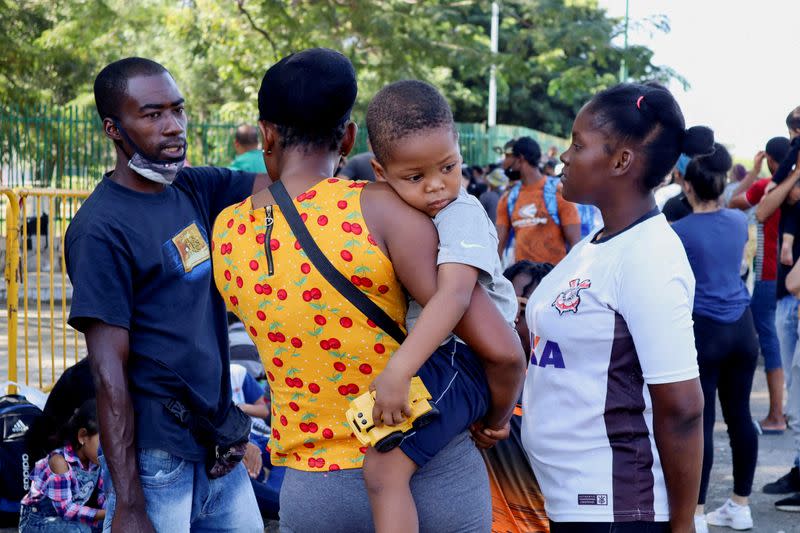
[2,188,91,392]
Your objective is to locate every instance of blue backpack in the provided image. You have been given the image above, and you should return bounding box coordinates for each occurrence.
[576,204,599,238]
[505,179,597,253]
[504,177,562,252]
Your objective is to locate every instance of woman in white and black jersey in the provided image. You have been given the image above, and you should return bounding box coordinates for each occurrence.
[520,83,711,533]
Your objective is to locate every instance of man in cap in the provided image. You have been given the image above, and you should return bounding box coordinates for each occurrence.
[65,57,266,532]
[496,136,581,265]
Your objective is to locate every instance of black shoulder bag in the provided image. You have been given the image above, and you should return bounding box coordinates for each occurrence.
[268,180,406,345]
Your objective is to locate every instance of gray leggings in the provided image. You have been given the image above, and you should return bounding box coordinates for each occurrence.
[279,432,491,533]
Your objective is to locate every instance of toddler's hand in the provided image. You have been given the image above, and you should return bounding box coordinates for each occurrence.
[370,371,413,427]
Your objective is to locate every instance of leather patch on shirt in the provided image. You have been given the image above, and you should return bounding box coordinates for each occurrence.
[172,223,210,273]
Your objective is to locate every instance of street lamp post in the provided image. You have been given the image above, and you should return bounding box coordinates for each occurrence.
[619,0,629,82]
[488,1,499,128]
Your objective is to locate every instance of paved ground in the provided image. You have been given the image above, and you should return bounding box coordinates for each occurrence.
[706,367,799,532]
[1,314,797,531]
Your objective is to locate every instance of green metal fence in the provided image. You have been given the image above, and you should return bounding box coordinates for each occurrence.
[0,104,248,190]
[352,121,568,168]
[0,103,567,228]
[0,104,250,232]
[1,103,567,187]
[2,103,567,185]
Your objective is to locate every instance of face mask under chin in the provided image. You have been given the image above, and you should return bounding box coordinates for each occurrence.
[128,152,185,185]
[113,119,186,185]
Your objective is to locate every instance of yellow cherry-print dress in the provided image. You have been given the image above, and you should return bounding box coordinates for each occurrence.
[212,178,406,472]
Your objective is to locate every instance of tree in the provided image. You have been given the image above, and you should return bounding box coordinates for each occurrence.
[0,0,682,139]
[449,0,684,136]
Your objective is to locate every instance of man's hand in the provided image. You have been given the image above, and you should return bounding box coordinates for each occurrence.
[243,441,263,479]
[469,420,511,449]
[112,505,156,533]
[370,368,413,427]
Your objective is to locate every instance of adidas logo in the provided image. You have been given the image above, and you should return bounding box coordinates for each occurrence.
[12,419,29,435]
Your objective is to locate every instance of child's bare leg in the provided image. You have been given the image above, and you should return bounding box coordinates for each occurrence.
[363,446,419,533]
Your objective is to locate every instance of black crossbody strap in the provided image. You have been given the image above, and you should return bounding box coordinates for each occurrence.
[268,180,407,344]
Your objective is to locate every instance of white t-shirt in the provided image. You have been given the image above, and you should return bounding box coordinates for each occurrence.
[521,210,698,523]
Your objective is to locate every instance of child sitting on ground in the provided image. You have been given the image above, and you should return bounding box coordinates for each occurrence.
[19,399,105,533]
[362,80,520,532]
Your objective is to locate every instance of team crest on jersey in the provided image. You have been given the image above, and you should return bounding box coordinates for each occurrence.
[552,278,591,315]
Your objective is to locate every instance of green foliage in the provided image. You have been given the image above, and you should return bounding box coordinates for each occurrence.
[0,0,680,138]
[451,0,685,136]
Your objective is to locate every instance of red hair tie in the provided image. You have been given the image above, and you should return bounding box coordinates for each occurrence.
[636,96,644,109]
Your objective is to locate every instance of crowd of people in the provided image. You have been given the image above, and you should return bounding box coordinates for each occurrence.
[4,46,800,533]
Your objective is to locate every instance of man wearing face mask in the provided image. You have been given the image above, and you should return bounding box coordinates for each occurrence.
[496,137,581,266]
[501,138,520,181]
[64,58,267,533]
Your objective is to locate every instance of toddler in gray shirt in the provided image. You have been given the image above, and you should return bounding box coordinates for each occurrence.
[360,79,522,533]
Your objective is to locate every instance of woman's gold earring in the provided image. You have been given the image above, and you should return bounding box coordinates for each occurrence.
[266,149,272,155]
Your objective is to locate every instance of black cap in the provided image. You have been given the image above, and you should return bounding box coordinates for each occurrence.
[512,136,542,165]
[258,48,357,130]
[766,137,791,163]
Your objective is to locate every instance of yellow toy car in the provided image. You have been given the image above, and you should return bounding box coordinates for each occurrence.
[346,376,439,453]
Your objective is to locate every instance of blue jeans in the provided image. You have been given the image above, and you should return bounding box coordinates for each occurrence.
[19,503,95,533]
[751,280,782,371]
[775,295,800,465]
[102,449,263,532]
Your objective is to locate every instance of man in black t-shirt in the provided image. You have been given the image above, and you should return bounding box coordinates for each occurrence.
[65,58,266,533]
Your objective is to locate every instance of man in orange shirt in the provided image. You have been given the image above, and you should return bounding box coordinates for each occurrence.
[496,137,581,265]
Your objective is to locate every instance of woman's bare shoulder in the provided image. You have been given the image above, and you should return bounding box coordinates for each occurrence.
[361,181,429,221]
[361,181,435,254]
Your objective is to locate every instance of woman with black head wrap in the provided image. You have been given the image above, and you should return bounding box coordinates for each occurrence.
[210,48,524,532]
